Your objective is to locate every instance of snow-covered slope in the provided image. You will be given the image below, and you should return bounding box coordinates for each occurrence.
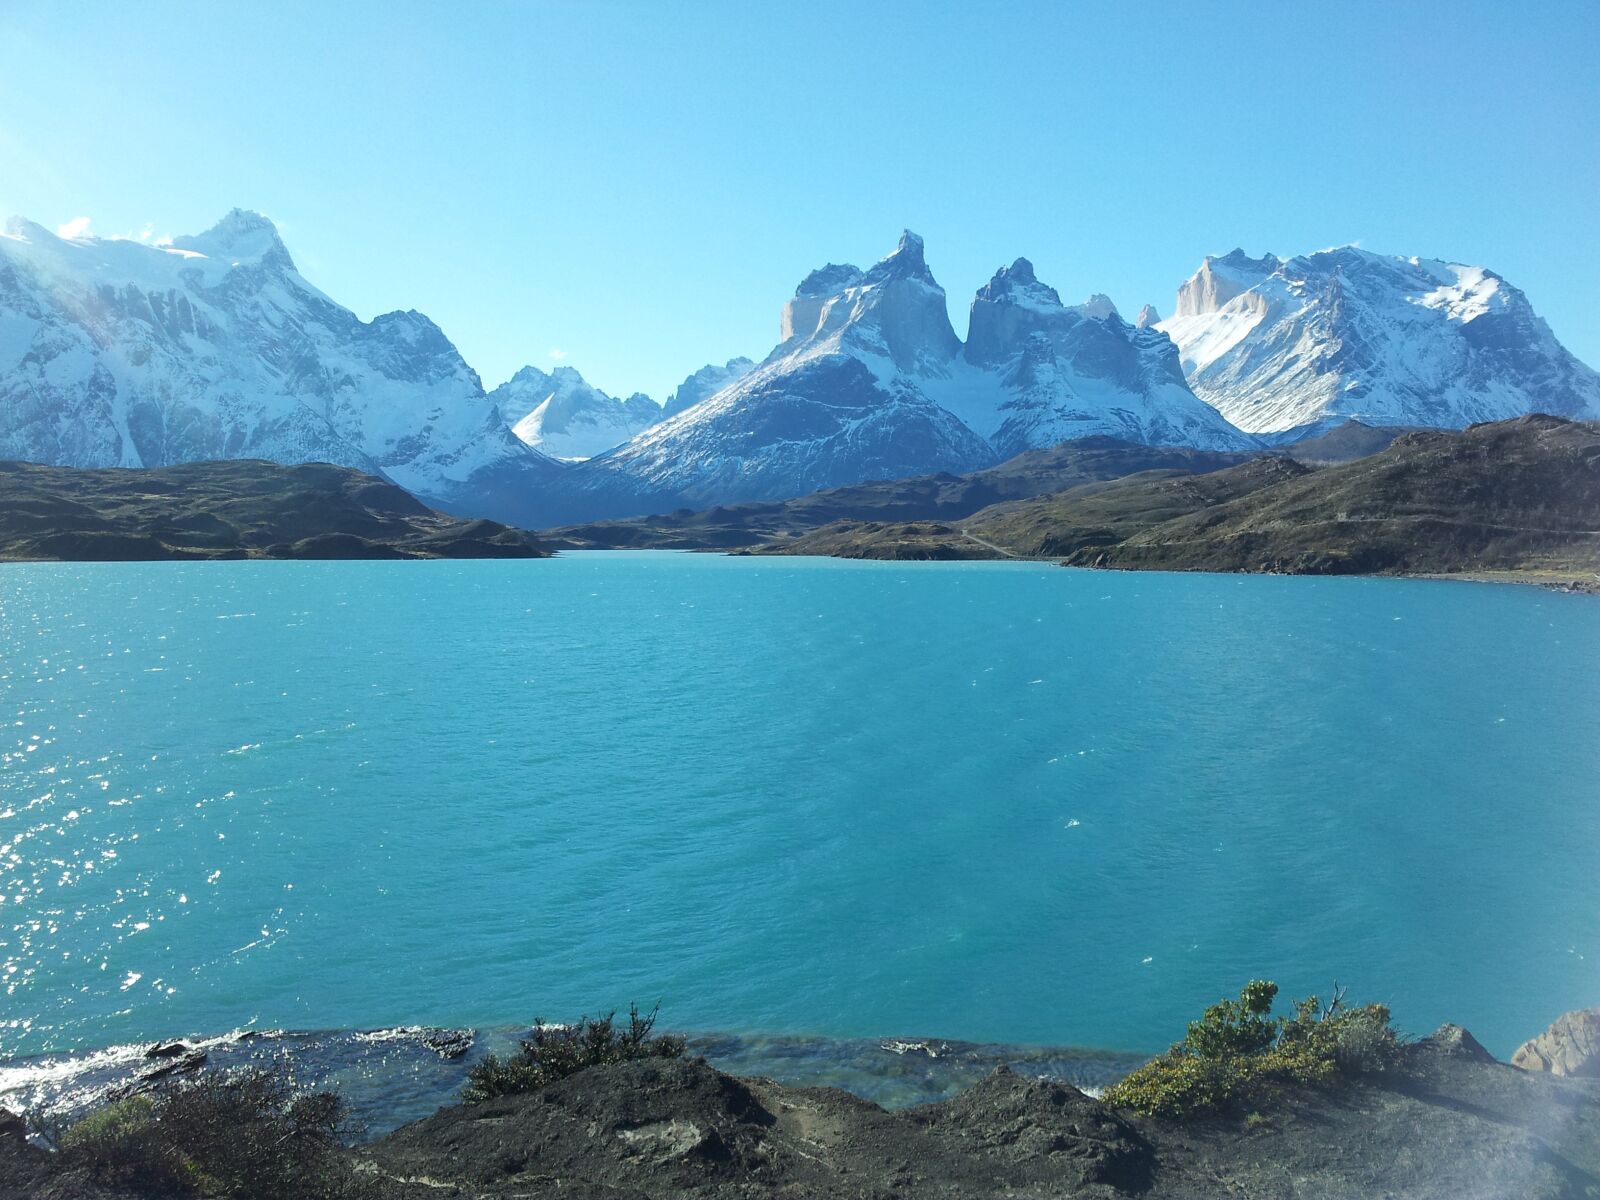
[0,210,564,515]
[491,365,661,461]
[1160,247,1600,440]
[930,258,1255,456]
[586,234,1256,508]
[591,232,998,505]
[662,357,756,418]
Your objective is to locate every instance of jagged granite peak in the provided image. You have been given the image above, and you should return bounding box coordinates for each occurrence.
[1135,304,1162,329]
[663,356,757,418]
[1160,245,1600,438]
[950,257,1254,455]
[778,230,961,374]
[1171,248,1282,318]
[795,263,864,298]
[492,364,662,462]
[863,229,934,284]
[973,258,1062,310]
[596,231,996,508]
[589,232,1253,515]
[0,209,563,520]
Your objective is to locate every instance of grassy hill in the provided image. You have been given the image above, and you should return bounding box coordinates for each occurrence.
[541,438,1258,550]
[762,416,1600,587]
[0,459,547,561]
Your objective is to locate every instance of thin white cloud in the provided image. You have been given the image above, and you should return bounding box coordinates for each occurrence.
[548,348,568,361]
[56,216,92,239]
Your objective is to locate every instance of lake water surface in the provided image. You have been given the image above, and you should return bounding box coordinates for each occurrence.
[3,554,1597,1065]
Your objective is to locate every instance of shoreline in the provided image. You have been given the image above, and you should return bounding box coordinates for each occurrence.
[0,1022,1154,1139]
[7,1021,1597,1199]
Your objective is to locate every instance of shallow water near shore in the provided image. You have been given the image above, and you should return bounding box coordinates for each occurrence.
[2,552,1598,1076]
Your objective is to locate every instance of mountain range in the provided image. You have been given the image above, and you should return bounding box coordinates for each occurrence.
[2,210,1596,525]
[1159,247,1600,441]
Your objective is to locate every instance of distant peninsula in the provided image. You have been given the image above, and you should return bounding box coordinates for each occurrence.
[0,459,547,562]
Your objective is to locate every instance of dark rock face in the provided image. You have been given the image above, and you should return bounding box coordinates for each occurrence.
[911,1066,1154,1192]
[10,1038,1600,1199]
[418,1029,475,1060]
[373,1058,787,1193]
[1513,1009,1600,1077]
[351,1043,1600,1199]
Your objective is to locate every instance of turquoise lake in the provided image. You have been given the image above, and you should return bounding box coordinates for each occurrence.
[3,553,1598,1062]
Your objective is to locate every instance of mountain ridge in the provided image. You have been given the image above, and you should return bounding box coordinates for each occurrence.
[1160,246,1600,439]
[4,209,1597,529]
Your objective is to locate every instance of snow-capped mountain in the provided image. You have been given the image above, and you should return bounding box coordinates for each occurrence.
[0,210,563,515]
[935,258,1254,457]
[490,365,661,461]
[591,232,999,505]
[584,234,1253,508]
[1160,247,1600,440]
[662,357,756,418]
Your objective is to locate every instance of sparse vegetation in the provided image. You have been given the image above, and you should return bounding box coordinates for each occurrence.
[1103,981,1400,1118]
[463,1003,687,1102]
[56,1067,367,1199]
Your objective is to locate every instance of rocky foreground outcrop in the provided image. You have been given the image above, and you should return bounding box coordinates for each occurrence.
[361,1029,1600,1198]
[7,1024,1600,1198]
[1514,1008,1600,1078]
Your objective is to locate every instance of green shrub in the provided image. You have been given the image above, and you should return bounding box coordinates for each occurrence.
[58,1067,368,1199]
[1103,981,1398,1119]
[1183,979,1280,1059]
[464,1003,686,1102]
[59,1095,156,1153]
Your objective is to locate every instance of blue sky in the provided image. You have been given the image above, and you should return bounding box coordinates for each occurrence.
[2,0,1595,400]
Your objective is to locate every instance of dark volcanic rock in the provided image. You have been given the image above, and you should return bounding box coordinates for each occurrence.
[372,1058,787,1193]
[417,1028,475,1060]
[14,1044,1600,1199]
[142,1041,194,1060]
[912,1066,1154,1192]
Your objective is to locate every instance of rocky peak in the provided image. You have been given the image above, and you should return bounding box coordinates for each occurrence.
[781,231,959,372]
[663,356,757,418]
[974,258,1062,309]
[1135,304,1161,329]
[170,208,294,272]
[966,259,1080,366]
[1074,293,1119,321]
[864,230,934,285]
[795,263,864,299]
[1173,249,1282,317]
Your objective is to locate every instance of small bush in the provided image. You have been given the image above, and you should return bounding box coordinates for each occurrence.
[1104,981,1399,1119]
[464,1003,686,1102]
[58,1067,367,1199]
